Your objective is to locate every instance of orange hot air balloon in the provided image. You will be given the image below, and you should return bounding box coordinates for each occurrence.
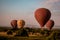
[46,20,54,30]
[17,20,25,28]
[35,8,51,28]
[11,20,17,28]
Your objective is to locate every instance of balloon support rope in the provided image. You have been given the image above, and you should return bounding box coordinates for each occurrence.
[41,27,44,31]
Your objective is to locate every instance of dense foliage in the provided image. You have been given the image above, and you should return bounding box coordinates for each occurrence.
[0,27,60,40]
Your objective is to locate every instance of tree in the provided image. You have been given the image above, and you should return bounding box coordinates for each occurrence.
[7,30,13,35]
[15,29,28,37]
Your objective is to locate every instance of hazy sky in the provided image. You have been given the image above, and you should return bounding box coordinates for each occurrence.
[0,0,60,28]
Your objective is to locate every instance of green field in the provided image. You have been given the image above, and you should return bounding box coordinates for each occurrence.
[0,27,60,40]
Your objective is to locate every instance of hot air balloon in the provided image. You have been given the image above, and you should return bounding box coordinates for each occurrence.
[46,20,54,30]
[11,20,17,29]
[35,8,51,29]
[17,20,25,28]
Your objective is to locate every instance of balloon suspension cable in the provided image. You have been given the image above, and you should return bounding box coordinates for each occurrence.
[41,27,44,31]
[47,28,51,31]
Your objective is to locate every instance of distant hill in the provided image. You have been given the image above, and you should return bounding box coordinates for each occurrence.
[0,26,12,29]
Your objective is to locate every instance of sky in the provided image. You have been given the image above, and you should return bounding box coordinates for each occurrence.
[0,0,60,28]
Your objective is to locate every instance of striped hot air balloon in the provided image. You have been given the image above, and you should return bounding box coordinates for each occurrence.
[35,8,51,29]
[11,20,17,29]
[17,20,25,29]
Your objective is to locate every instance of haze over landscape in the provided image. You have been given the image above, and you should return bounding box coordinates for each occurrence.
[0,0,60,28]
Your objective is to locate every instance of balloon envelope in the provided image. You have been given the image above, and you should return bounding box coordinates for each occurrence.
[46,20,54,30]
[17,20,25,28]
[11,20,17,28]
[35,8,51,27]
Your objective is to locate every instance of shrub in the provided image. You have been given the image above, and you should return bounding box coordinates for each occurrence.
[15,29,28,37]
[7,30,13,35]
